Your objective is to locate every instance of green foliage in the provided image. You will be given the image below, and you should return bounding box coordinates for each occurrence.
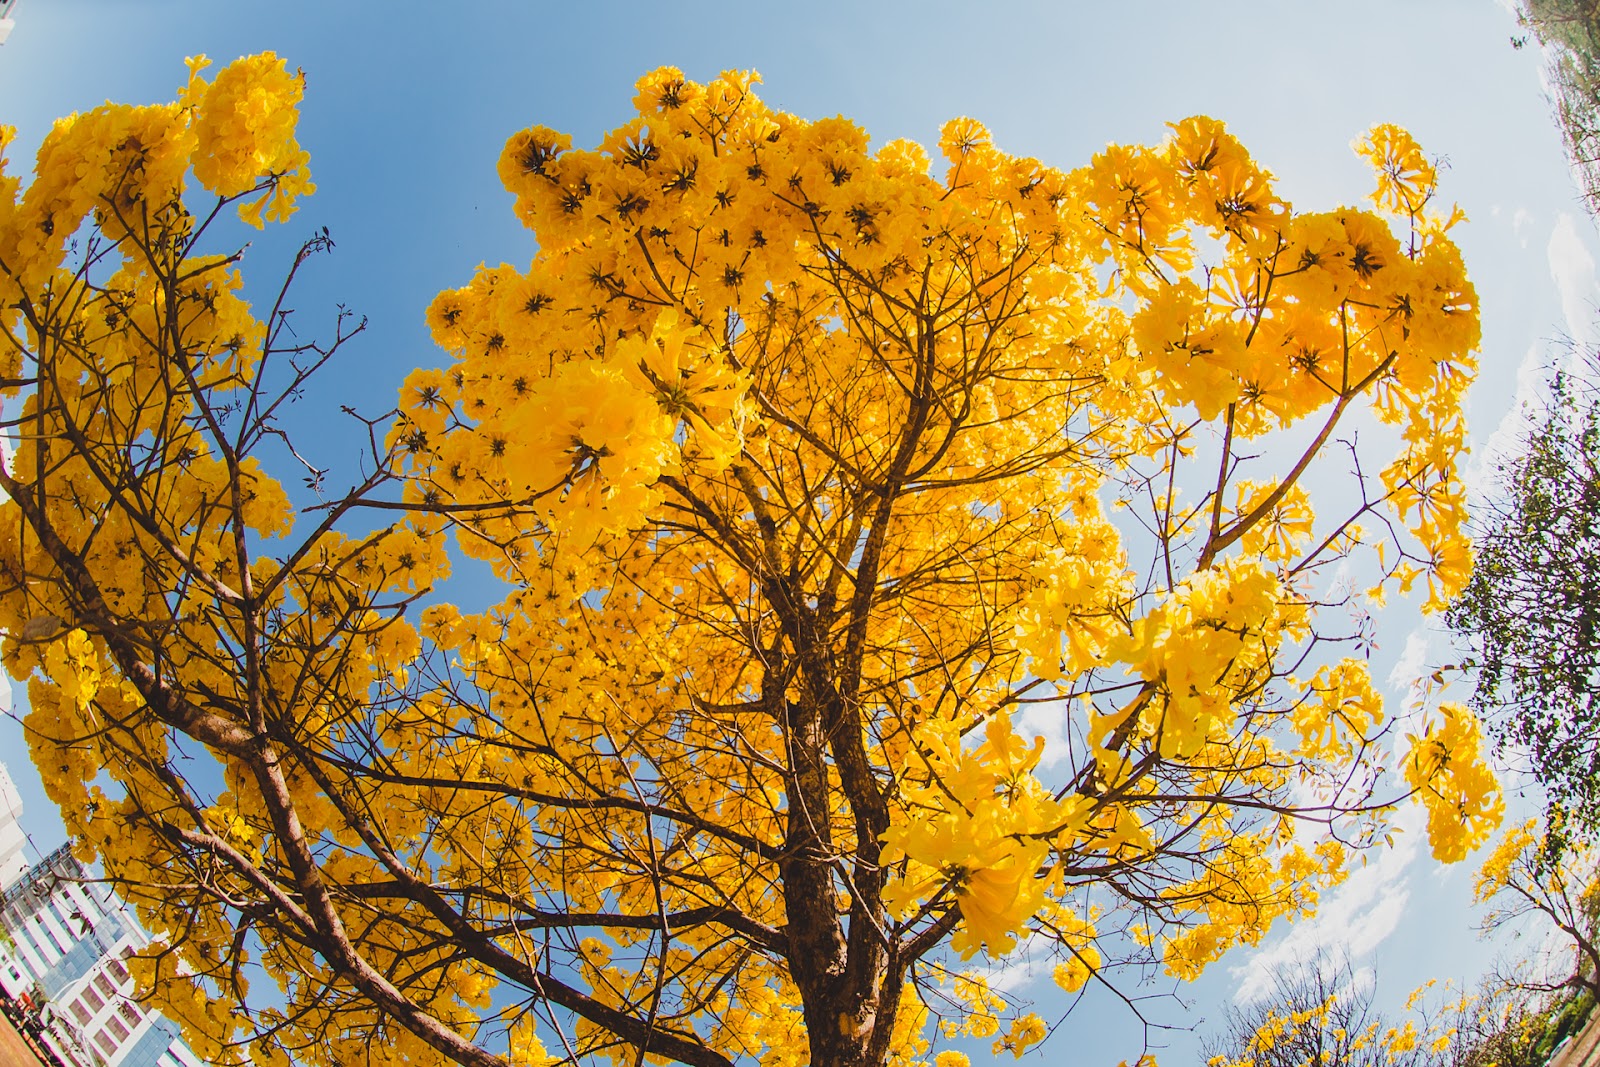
[1540,988,1595,1060]
[1448,365,1600,848]
[1455,997,1552,1067]
[1459,985,1594,1067]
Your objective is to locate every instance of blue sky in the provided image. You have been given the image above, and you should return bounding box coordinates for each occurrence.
[0,1,1591,1063]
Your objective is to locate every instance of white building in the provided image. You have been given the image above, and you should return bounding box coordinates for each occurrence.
[0,763,28,888]
[0,764,204,1067]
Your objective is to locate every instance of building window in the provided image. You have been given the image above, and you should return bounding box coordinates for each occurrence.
[106,1013,130,1042]
[83,984,104,1013]
[71,998,91,1025]
[94,971,115,998]
[27,917,64,958]
[119,1000,141,1027]
[49,895,81,934]
[95,1030,116,1055]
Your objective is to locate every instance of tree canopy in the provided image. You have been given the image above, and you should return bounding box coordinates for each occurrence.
[1519,0,1600,216]
[1201,950,1565,1067]
[1449,367,1600,847]
[0,56,1499,1067]
[1202,954,1451,1067]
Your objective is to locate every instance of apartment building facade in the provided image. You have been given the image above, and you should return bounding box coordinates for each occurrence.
[0,764,204,1067]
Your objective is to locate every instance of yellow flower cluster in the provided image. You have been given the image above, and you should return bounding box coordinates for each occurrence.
[883,715,1089,958]
[0,55,461,1066]
[1292,658,1384,762]
[1014,481,1132,679]
[1214,975,1512,1067]
[1403,703,1504,863]
[1357,123,1439,216]
[186,54,314,225]
[1474,818,1542,899]
[0,52,309,308]
[1111,557,1298,761]
[1160,834,1347,980]
[1473,814,1600,962]
[1044,903,1103,994]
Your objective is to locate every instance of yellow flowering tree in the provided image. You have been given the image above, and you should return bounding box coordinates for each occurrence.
[1476,819,1600,1003]
[1202,954,1444,1067]
[0,56,1500,1067]
[1201,956,1550,1067]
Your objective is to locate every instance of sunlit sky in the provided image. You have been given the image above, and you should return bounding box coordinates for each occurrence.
[0,1,1592,1062]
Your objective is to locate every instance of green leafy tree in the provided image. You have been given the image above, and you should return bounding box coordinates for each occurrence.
[1448,365,1600,847]
[1519,1,1600,215]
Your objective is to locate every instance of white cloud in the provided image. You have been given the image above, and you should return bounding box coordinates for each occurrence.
[1550,213,1598,346]
[1470,340,1549,498]
[1467,215,1600,497]
[1514,207,1534,248]
[964,933,1049,995]
[1387,629,1432,720]
[1018,697,1074,770]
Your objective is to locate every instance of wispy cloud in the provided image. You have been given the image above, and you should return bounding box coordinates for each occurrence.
[1388,630,1431,716]
[1469,215,1599,495]
[1019,698,1074,771]
[961,934,1050,996]
[1550,213,1597,345]
[1515,207,1535,248]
